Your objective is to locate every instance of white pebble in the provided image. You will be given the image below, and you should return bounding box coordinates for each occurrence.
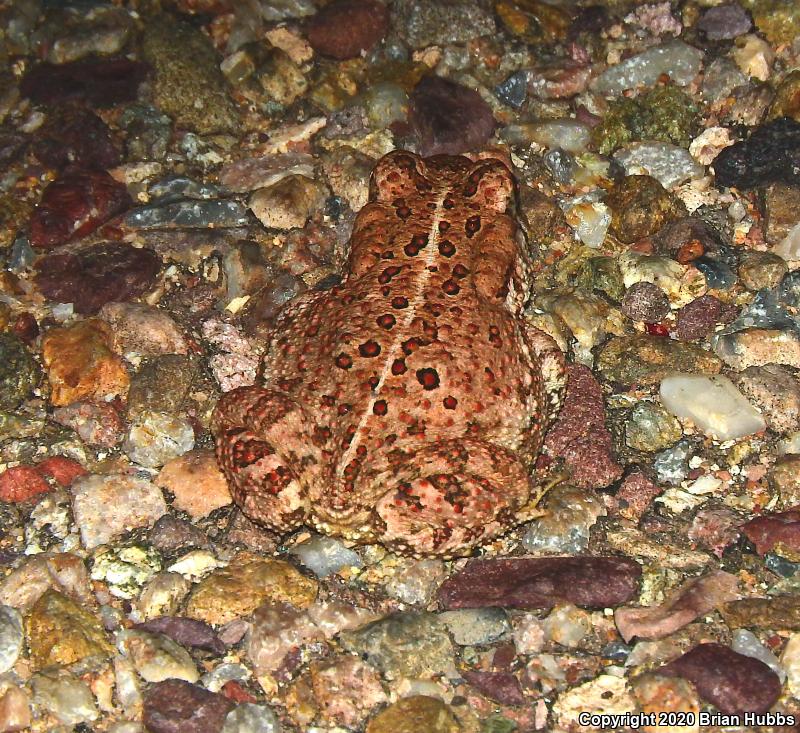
[659,374,766,440]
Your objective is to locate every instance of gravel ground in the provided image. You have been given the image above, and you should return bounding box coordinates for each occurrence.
[0,0,799,731]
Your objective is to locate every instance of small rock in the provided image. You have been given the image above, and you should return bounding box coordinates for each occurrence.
[0,552,93,613]
[219,153,316,194]
[42,319,130,406]
[186,553,317,626]
[632,674,700,729]
[0,466,50,503]
[737,250,787,291]
[713,117,800,189]
[71,473,167,550]
[394,0,495,48]
[135,573,193,621]
[0,334,39,411]
[246,602,321,674]
[521,484,606,554]
[126,355,198,420]
[124,199,250,230]
[732,34,775,82]
[616,471,663,522]
[729,365,800,434]
[742,508,800,560]
[592,40,703,94]
[385,558,447,606]
[605,175,686,244]
[117,628,199,683]
[720,595,800,630]
[763,182,800,244]
[91,544,162,600]
[30,669,97,726]
[156,450,231,519]
[135,616,225,655]
[552,675,636,731]
[29,169,131,249]
[621,282,670,323]
[51,401,126,447]
[142,679,233,733]
[365,695,460,733]
[659,373,766,440]
[20,58,147,107]
[438,608,510,646]
[0,606,23,673]
[26,589,113,669]
[614,570,739,642]
[625,402,682,453]
[437,556,641,610]
[598,334,722,387]
[221,703,281,733]
[462,670,525,706]
[99,302,188,358]
[697,3,752,40]
[674,294,738,342]
[688,508,742,556]
[732,628,785,682]
[614,143,704,189]
[287,535,362,577]
[34,244,161,315]
[305,0,389,59]
[659,643,781,714]
[0,685,31,732]
[409,75,495,156]
[781,632,800,697]
[123,411,195,469]
[249,175,327,230]
[340,611,456,680]
[35,455,87,487]
[543,364,623,489]
[541,603,592,648]
[141,16,239,135]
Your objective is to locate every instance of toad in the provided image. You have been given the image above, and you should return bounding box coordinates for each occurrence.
[212,151,565,556]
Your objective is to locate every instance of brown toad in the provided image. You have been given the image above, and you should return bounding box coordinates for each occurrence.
[212,151,565,556]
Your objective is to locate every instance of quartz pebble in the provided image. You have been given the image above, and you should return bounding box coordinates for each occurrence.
[659,374,766,440]
[123,411,195,469]
[0,606,23,674]
[732,629,785,682]
[287,535,362,577]
[614,142,704,189]
[30,669,98,726]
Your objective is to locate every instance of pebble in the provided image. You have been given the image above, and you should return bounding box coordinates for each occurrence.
[0,334,39,411]
[732,629,785,682]
[135,572,192,621]
[769,454,800,508]
[287,535,362,577]
[764,182,800,245]
[614,570,738,643]
[35,243,161,315]
[30,669,98,726]
[462,669,525,706]
[543,364,622,489]
[155,450,231,519]
[142,679,233,733]
[713,117,800,188]
[732,34,775,82]
[186,554,317,626]
[395,0,495,48]
[697,3,752,40]
[340,612,456,680]
[123,411,195,468]
[71,473,167,550]
[385,558,447,606]
[605,175,686,244]
[438,556,640,610]
[26,589,113,669]
[659,643,781,714]
[729,365,800,434]
[0,552,93,613]
[614,143,704,189]
[564,199,611,248]
[625,402,682,453]
[0,606,23,674]
[601,335,721,390]
[781,632,800,697]
[118,629,199,683]
[305,0,389,59]
[91,544,162,600]
[659,374,766,440]
[126,355,198,419]
[29,169,131,249]
[621,282,670,323]
[616,471,663,523]
[674,295,737,342]
[51,401,126,447]
[365,695,460,733]
[438,608,510,646]
[720,595,800,630]
[36,455,87,487]
[0,465,50,503]
[99,303,188,358]
[521,484,606,554]
[249,175,327,230]
[737,250,787,291]
[409,75,495,156]
[742,508,800,560]
[41,319,130,406]
[552,675,636,731]
[541,603,591,648]
[505,120,590,154]
[136,616,224,655]
[124,199,250,230]
[592,40,703,94]
[0,685,31,732]
[631,674,699,731]
[221,703,281,733]
[688,508,741,557]
[141,16,239,135]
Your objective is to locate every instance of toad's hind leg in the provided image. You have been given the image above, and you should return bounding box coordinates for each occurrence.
[212,386,320,532]
[372,438,539,557]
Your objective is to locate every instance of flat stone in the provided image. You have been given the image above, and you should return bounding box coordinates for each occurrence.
[117,628,199,683]
[365,695,460,733]
[720,595,800,629]
[742,508,800,560]
[437,556,641,610]
[143,679,233,733]
[614,142,704,188]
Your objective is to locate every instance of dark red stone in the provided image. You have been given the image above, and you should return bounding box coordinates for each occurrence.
[35,456,87,487]
[29,169,131,249]
[20,58,148,107]
[543,364,623,489]
[305,0,389,59]
[409,75,496,156]
[462,670,525,706]
[674,294,738,342]
[32,104,121,170]
[659,643,782,714]
[742,508,800,556]
[0,466,51,503]
[437,556,641,610]
[136,616,225,655]
[142,679,233,733]
[34,243,160,314]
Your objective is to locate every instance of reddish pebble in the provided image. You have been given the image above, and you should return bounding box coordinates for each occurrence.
[29,169,131,249]
[0,466,51,503]
[645,322,670,337]
[36,456,87,487]
[220,680,257,704]
[305,0,389,59]
[742,507,800,556]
